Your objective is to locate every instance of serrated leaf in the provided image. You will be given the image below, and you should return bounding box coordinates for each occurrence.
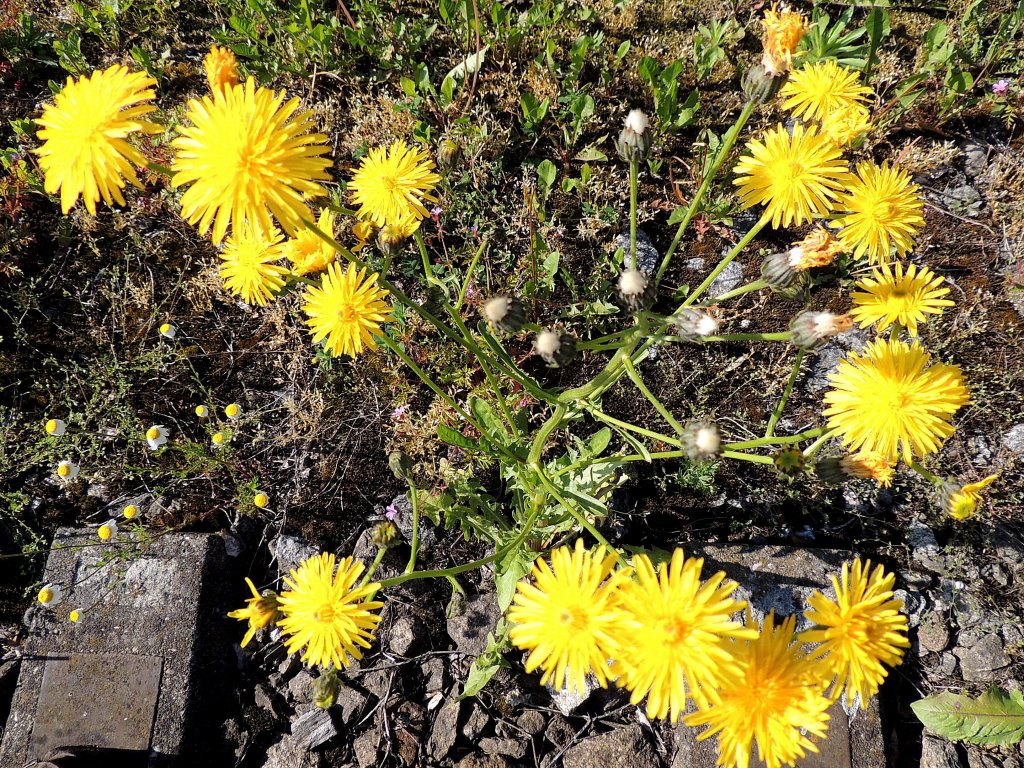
[495,549,534,612]
[459,620,510,699]
[437,423,479,452]
[470,396,507,441]
[912,688,1024,747]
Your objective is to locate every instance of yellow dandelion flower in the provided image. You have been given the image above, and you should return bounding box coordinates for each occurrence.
[219,224,289,306]
[841,451,895,488]
[614,549,756,722]
[34,65,163,215]
[508,540,631,693]
[800,558,909,706]
[204,45,239,92]
[228,577,281,647]
[733,123,851,229]
[351,220,375,253]
[171,77,332,244]
[820,104,873,147]
[686,612,832,768]
[301,262,393,358]
[823,338,969,463]
[835,161,925,264]
[760,5,809,76]
[850,262,954,337]
[276,552,383,669]
[943,474,999,521]
[780,60,873,122]
[285,209,337,275]
[349,140,441,227]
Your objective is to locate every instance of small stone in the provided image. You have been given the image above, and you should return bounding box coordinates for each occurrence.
[562,724,660,768]
[1002,623,1024,649]
[550,680,593,716]
[966,434,993,465]
[428,699,460,759]
[455,755,511,768]
[255,684,283,719]
[271,535,318,577]
[353,729,378,768]
[279,655,299,677]
[955,633,1010,682]
[1001,424,1024,454]
[389,494,438,553]
[222,717,249,761]
[909,520,945,573]
[544,715,575,748]
[389,614,420,657]
[932,651,958,677]
[395,701,427,766]
[962,141,989,178]
[614,230,660,275]
[967,747,1004,768]
[919,612,952,653]
[515,710,546,737]
[894,589,926,628]
[462,701,490,740]
[291,707,338,751]
[421,657,447,694]
[288,670,315,704]
[335,684,373,727]
[921,733,964,768]
[447,593,501,655]
[479,737,528,759]
[219,530,243,557]
[260,734,320,768]
[982,562,1011,587]
[708,258,743,298]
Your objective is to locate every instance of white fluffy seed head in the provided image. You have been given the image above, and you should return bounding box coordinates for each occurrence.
[618,269,647,297]
[482,296,512,325]
[695,426,720,457]
[534,330,562,358]
[624,109,650,135]
[695,314,719,336]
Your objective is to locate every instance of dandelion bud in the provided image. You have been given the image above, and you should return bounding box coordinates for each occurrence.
[742,63,786,104]
[389,451,415,481]
[617,269,654,312]
[159,322,176,339]
[372,521,399,549]
[352,220,375,253]
[253,492,269,509]
[98,519,118,541]
[773,446,805,477]
[616,109,652,163]
[761,251,800,291]
[45,418,67,437]
[813,456,848,486]
[38,584,62,606]
[314,669,342,709]
[682,421,720,461]
[673,308,719,340]
[789,311,852,350]
[481,295,526,333]
[56,460,79,481]
[204,45,239,93]
[534,329,577,368]
[377,223,410,258]
[437,138,461,171]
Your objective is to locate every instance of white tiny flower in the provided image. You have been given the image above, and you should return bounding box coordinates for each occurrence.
[224,403,242,420]
[37,584,62,606]
[98,519,118,541]
[624,109,650,135]
[56,460,79,481]
[159,323,176,339]
[695,314,719,336]
[195,404,209,418]
[45,418,67,437]
[145,425,169,450]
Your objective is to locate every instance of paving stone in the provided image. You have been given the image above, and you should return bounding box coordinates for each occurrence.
[563,723,659,768]
[955,633,1011,681]
[0,528,229,765]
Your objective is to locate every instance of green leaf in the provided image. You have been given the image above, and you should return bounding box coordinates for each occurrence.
[437,423,479,452]
[912,688,1024,746]
[470,396,507,441]
[460,620,510,698]
[574,144,607,162]
[668,206,688,224]
[536,159,557,192]
[495,549,534,612]
[588,427,612,457]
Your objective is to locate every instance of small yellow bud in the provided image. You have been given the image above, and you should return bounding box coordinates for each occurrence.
[225,403,241,419]
[212,431,227,446]
[195,405,209,418]
[253,492,269,509]
[159,323,176,339]
[123,505,139,520]
[98,519,118,541]
[69,610,81,623]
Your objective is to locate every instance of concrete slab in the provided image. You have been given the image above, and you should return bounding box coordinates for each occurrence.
[0,528,228,766]
[669,545,887,768]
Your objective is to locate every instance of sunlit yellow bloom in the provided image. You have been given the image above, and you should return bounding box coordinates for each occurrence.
[145,424,169,450]
[800,558,909,706]
[349,140,441,227]
[841,451,895,488]
[195,404,209,418]
[35,65,162,215]
[277,552,384,669]
[760,5,809,76]
[123,504,139,520]
[38,584,62,606]
[212,431,227,447]
[851,262,954,337]
[219,224,289,306]
[835,162,924,264]
[823,338,969,463]
[69,609,81,622]
[159,322,176,339]
[780,60,872,122]
[686,612,831,768]
[225,403,242,419]
[733,123,851,229]
[253,492,269,508]
[302,262,393,358]
[204,45,239,92]
[98,519,118,541]
[171,77,332,244]
[56,460,79,481]
[351,220,375,253]
[943,474,999,521]
[820,104,873,147]
[228,577,281,647]
[614,550,756,722]
[285,209,337,275]
[508,540,630,693]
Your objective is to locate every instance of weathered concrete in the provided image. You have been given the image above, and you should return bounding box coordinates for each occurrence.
[0,528,229,766]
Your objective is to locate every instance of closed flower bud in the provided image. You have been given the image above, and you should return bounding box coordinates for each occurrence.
[437,138,461,171]
[314,669,342,709]
[813,456,848,486]
[673,308,719,340]
[372,521,399,549]
[773,446,805,477]
[253,492,269,509]
[789,311,852,350]
[481,295,526,333]
[616,109,652,163]
[617,269,654,312]
[377,223,410,258]
[534,329,577,368]
[682,421,720,461]
[742,63,786,104]
[389,450,415,481]
[761,250,800,291]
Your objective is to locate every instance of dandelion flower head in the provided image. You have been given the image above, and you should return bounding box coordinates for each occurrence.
[787,226,846,270]
[943,474,999,521]
[733,123,851,229]
[760,5,809,76]
[228,577,281,647]
[35,65,162,215]
[285,208,337,275]
[204,45,239,92]
[302,262,393,358]
[850,262,954,337]
[823,338,969,463]
[835,161,925,264]
[348,140,441,227]
[508,540,631,693]
[276,552,384,669]
[800,558,909,706]
[780,60,872,122]
[686,612,831,768]
[820,104,873,148]
[614,549,756,722]
[219,224,289,306]
[171,78,332,244]
[841,451,895,488]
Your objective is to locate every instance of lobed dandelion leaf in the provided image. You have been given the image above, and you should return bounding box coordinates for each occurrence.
[911,687,1024,747]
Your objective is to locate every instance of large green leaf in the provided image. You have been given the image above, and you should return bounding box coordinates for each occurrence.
[912,688,1024,746]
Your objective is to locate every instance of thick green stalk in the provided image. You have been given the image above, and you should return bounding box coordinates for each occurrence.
[703,278,768,304]
[682,212,769,307]
[909,460,943,485]
[590,408,682,447]
[724,427,827,451]
[722,450,775,465]
[629,158,639,269]
[765,349,805,439]
[404,486,420,574]
[456,238,489,311]
[623,357,684,435]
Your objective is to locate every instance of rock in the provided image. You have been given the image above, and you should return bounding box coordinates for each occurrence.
[955,633,1010,681]
[962,141,989,178]
[428,699,460,759]
[544,715,575,748]
[222,717,249,761]
[255,683,283,719]
[447,593,501,655]
[288,670,315,704]
[261,733,320,768]
[291,707,338,751]
[351,530,402,581]
[219,530,243,557]
[1001,424,1024,454]
[516,709,546,737]
[707,258,743,298]
[932,652,959,677]
[982,562,1011,587]
[395,701,427,766]
[919,612,952,653]
[614,229,660,275]
[455,755,511,768]
[944,182,983,216]
[921,733,964,768]
[352,729,378,768]
[804,325,870,392]
[389,614,420,657]
[335,684,373,727]
[271,534,318,577]
[462,701,490,740]
[562,724,660,768]
[966,434,993,466]
[967,747,1004,768]
[550,680,593,716]
[1002,623,1024,649]
[278,655,299,677]
[909,520,945,573]
[894,588,926,628]
[479,736,528,759]
[421,657,447,694]
[389,494,439,553]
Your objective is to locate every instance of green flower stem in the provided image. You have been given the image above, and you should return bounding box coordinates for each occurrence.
[360,546,389,586]
[528,403,567,466]
[415,229,446,292]
[891,320,904,340]
[377,502,546,588]
[909,460,943,485]
[322,201,359,217]
[802,429,836,459]
[456,238,489,311]
[554,449,686,476]
[404,485,420,575]
[654,98,758,286]
[590,407,682,447]
[623,356,684,435]
[721,450,775,465]
[703,278,768,305]
[629,157,639,269]
[476,323,559,405]
[682,212,770,307]
[576,328,636,350]
[700,332,793,343]
[765,349,805,439]
[146,161,174,177]
[445,308,519,437]
[723,427,828,451]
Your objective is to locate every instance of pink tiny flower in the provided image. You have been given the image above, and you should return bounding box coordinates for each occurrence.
[392,405,408,419]
[384,502,400,521]
[993,79,1010,96]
